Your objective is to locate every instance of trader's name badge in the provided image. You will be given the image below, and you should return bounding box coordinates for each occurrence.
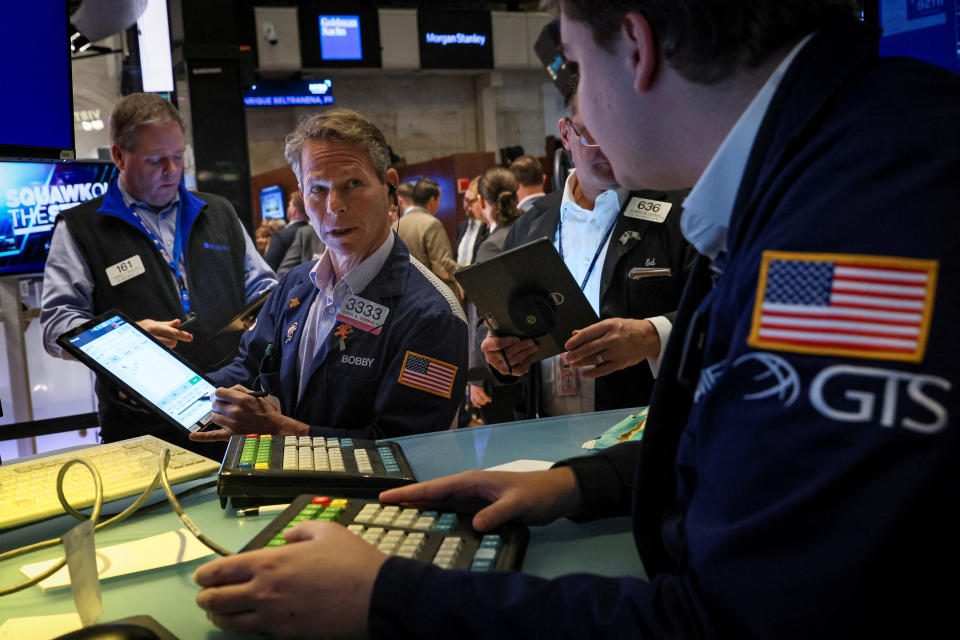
[624,197,672,223]
[336,295,389,335]
[105,255,145,287]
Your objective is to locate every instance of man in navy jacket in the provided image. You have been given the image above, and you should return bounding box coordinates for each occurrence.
[195,2,960,637]
[191,110,466,442]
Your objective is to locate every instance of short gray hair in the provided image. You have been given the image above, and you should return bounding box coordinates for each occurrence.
[110,93,184,151]
[284,109,391,185]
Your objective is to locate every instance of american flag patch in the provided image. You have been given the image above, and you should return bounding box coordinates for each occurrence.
[398,351,458,398]
[747,251,938,363]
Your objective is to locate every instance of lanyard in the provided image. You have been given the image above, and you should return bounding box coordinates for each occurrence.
[557,212,619,292]
[129,204,191,313]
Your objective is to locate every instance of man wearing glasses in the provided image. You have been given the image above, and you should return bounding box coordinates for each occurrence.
[478,79,696,417]
[455,177,488,267]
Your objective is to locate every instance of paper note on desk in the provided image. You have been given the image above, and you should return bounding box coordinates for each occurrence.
[485,460,553,472]
[0,613,82,640]
[19,528,213,591]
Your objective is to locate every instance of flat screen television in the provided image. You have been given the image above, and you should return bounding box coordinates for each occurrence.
[418,9,494,69]
[0,160,119,276]
[864,0,960,74]
[137,0,175,93]
[0,1,75,161]
[298,1,382,68]
[259,185,285,220]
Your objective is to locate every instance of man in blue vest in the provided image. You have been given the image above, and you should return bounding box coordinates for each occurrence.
[189,109,467,442]
[41,93,276,452]
[194,1,960,637]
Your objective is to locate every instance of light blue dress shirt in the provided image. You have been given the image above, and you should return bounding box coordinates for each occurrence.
[297,232,395,400]
[540,173,629,416]
[41,179,278,358]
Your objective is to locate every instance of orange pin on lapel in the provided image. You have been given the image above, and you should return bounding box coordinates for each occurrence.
[289,297,300,309]
[335,323,352,351]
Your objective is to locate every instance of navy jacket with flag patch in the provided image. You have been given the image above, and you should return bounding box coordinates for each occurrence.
[211,235,467,439]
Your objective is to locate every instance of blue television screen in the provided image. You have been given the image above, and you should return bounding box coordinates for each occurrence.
[0,160,118,275]
[0,1,75,160]
[319,15,363,61]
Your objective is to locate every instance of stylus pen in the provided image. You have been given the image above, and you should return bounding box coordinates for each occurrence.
[501,349,513,375]
[236,503,291,517]
[200,389,268,400]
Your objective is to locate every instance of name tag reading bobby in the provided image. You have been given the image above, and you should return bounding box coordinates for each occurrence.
[624,197,672,223]
[105,255,145,287]
[337,295,389,335]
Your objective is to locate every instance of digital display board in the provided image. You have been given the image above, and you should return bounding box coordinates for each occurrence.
[243,78,335,107]
[418,9,493,69]
[299,1,381,68]
[0,160,118,275]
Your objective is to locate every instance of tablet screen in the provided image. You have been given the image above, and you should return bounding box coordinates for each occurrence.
[65,315,215,430]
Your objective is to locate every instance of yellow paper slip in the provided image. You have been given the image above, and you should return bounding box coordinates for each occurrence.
[0,613,82,640]
[20,528,214,591]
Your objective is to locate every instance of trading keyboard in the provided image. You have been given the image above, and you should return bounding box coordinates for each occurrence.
[243,494,529,572]
[0,435,220,530]
[217,434,417,509]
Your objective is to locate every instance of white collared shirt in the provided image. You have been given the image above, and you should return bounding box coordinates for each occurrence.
[457,218,482,265]
[296,232,395,399]
[681,34,815,263]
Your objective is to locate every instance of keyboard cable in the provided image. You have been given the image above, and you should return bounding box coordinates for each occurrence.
[0,447,233,597]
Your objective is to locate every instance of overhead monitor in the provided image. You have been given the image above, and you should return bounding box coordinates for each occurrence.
[299,1,382,68]
[259,185,285,220]
[137,0,175,93]
[0,160,118,275]
[418,9,494,69]
[0,1,75,161]
[865,0,960,74]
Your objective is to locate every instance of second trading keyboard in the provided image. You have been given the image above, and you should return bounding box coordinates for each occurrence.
[216,434,417,509]
[0,435,221,530]
[243,494,529,572]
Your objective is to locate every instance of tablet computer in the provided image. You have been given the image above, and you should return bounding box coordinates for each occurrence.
[180,286,274,337]
[455,237,599,363]
[57,310,217,433]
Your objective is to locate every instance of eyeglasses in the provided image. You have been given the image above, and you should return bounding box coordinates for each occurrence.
[564,118,599,148]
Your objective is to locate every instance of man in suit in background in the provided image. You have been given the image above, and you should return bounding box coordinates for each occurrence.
[455,176,488,267]
[509,155,547,212]
[276,222,325,276]
[392,178,462,296]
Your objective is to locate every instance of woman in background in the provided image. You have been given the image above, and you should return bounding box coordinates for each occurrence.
[468,166,523,419]
[474,167,521,262]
